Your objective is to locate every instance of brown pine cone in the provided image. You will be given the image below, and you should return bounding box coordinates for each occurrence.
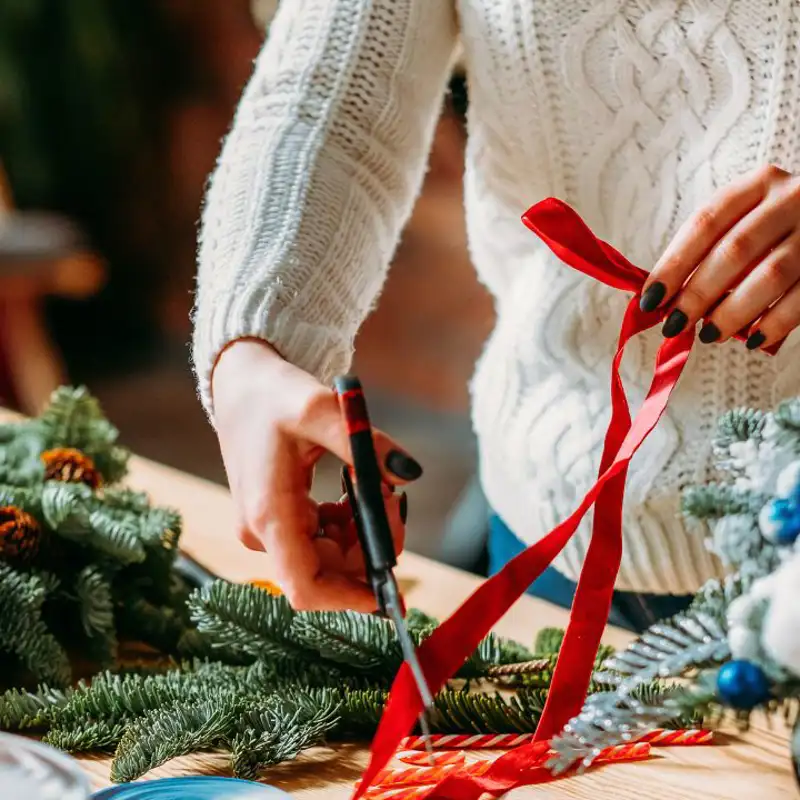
[0,506,41,562]
[41,447,102,489]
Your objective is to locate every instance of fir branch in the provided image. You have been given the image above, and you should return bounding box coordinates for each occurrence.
[496,636,535,665]
[41,481,92,534]
[228,690,341,780]
[111,693,242,782]
[715,407,766,449]
[35,387,129,484]
[775,398,800,432]
[87,506,147,563]
[534,627,564,656]
[334,688,388,736]
[116,596,189,654]
[0,484,44,516]
[429,688,545,734]
[45,719,128,752]
[0,564,71,686]
[291,611,402,671]
[0,685,70,730]
[101,488,151,514]
[188,582,311,663]
[458,634,503,678]
[75,565,117,664]
[139,506,181,551]
[405,609,438,634]
[682,485,768,520]
[52,662,252,734]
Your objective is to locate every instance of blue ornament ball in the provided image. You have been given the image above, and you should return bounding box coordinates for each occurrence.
[716,660,771,710]
[759,497,800,546]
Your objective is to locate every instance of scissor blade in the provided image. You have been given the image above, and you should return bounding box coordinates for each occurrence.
[382,575,436,764]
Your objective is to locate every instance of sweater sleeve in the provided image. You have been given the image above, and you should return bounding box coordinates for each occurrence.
[192,0,459,416]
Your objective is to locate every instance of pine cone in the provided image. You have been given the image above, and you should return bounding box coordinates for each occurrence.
[41,447,102,488]
[0,506,41,561]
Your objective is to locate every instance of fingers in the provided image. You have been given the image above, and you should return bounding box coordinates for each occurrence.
[748,280,800,350]
[641,165,776,312]
[287,385,423,484]
[663,203,796,336]
[262,493,377,612]
[642,164,800,347]
[699,232,800,342]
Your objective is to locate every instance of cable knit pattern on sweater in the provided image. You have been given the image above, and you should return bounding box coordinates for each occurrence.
[194,0,800,594]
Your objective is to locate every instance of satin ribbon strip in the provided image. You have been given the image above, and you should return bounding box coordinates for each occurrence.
[353,197,764,800]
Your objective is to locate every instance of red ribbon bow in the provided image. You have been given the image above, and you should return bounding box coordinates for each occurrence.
[353,198,774,800]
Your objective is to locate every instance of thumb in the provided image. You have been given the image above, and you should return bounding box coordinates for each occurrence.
[297,389,423,485]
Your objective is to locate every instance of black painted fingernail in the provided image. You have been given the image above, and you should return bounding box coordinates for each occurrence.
[386,450,423,481]
[746,330,766,350]
[640,282,667,312]
[662,309,688,338]
[399,492,408,524]
[698,322,721,344]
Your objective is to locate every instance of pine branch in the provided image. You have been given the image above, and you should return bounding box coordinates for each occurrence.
[188,581,311,663]
[0,564,71,686]
[496,636,535,665]
[111,693,242,782]
[682,485,768,520]
[75,565,117,664]
[0,685,70,730]
[291,611,402,671]
[116,596,190,655]
[35,387,129,484]
[52,662,253,732]
[775,397,800,432]
[334,688,389,736]
[715,407,766,450]
[428,688,545,734]
[45,719,127,752]
[228,690,340,780]
[534,627,564,656]
[38,482,147,563]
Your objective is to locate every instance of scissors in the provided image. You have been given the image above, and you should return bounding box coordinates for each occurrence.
[333,375,436,762]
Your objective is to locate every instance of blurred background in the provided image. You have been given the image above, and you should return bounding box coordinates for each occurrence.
[0,1,493,572]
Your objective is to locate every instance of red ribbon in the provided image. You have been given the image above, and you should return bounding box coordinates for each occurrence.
[352,198,771,800]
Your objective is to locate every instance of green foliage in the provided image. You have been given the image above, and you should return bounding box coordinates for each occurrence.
[682,485,768,520]
[0,564,71,686]
[35,388,129,483]
[0,388,187,686]
[714,407,766,450]
[775,397,800,432]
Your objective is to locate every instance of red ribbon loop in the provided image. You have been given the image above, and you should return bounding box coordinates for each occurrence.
[353,197,768,800]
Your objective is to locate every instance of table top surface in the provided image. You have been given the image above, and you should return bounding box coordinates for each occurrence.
[54,450,794,798]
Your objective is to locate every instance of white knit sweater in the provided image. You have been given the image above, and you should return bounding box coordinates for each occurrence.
[193,0,800,594]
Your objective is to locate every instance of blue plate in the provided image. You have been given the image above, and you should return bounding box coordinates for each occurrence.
[91,776,293,799]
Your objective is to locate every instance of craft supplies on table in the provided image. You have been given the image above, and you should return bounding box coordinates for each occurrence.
[90,776,292,799]
[0,732,91,800]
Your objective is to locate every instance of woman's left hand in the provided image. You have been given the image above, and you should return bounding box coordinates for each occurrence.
[640,164,800,350]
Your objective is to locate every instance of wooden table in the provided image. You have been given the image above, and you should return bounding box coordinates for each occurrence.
[73,454,793,797]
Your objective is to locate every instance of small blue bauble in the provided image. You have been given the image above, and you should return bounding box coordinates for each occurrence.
[760,498,800,545]
[716,660,771,710]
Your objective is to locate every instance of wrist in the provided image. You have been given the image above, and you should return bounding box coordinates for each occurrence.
[211,338,285,407]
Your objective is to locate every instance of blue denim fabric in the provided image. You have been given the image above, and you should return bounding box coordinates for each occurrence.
[487,514,692,633]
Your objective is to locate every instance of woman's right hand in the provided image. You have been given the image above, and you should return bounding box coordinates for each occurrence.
[211,339,422,612]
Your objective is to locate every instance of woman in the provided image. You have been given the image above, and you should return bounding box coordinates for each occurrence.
[193,1,800,631]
